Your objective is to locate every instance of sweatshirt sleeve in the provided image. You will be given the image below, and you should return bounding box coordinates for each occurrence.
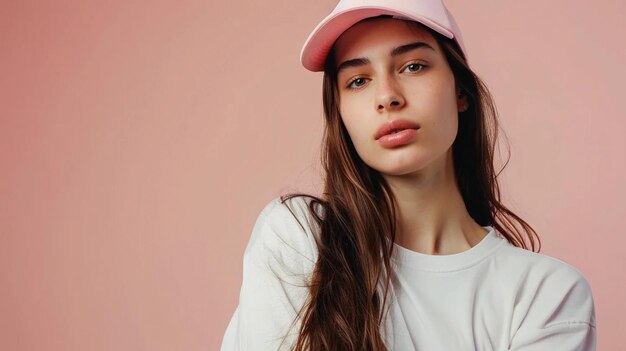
[220,196,320,351]
[508,261,597,351]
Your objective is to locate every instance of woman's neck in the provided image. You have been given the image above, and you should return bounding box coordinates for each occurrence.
[384,149,487,255]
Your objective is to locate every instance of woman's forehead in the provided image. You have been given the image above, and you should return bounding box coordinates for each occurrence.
[333,18,438,64]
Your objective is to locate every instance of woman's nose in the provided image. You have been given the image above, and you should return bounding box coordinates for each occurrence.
[375,75,405,112]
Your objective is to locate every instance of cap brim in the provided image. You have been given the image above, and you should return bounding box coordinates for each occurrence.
[300,6,454,72]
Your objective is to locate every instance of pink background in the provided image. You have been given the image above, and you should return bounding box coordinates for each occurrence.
[1,0,624,349]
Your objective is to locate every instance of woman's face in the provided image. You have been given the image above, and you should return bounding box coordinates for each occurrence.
[334,18,467,177]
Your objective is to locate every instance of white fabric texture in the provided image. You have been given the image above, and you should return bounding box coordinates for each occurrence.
[221,196,596,350]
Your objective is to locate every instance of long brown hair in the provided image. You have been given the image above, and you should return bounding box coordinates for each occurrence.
[277,16,541,351]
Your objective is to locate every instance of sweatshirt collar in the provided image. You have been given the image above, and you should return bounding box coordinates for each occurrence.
[390,226,507,272]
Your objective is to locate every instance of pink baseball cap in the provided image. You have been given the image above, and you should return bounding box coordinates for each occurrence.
[300,0,468,72]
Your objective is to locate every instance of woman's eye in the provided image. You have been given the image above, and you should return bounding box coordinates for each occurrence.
[402,63,426,73]
[345,64,426,90]
[347,77,368,89]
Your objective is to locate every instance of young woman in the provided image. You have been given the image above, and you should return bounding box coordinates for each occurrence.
[221,0,596,350]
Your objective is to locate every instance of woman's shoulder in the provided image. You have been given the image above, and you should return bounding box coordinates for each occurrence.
[244,194,323,269]
[497,239,591,287]
[495,238,596,328]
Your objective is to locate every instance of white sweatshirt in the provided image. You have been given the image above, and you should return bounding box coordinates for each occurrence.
[220,196,596,350]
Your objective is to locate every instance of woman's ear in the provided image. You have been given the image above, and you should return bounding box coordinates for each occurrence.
[456,87,469,113]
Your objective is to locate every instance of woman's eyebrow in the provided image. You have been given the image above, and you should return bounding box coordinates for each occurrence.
[336,41,435,75]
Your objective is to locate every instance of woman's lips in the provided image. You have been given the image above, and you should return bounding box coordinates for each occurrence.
[374,119,420,140]
[377,128,418,148]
